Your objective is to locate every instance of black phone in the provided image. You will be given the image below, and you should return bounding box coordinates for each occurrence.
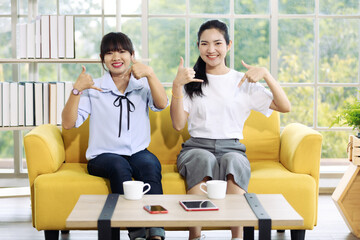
[143,205,168,214]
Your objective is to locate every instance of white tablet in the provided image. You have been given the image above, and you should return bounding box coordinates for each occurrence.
[179,200,219,211]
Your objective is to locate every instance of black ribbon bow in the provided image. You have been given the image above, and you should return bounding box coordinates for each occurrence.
[113,93,135,137]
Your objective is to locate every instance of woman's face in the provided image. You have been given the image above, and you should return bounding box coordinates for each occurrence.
[198,28,231,73]
[103,49,133,78]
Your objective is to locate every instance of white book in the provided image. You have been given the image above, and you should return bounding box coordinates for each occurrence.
[43,82,49,124]
[27,20,35,59]
[24,82,34,126]
[18,83,25,126]
[58,15,65,58]
[50,15,58,59]
[64,81,73,102]
[35,16,41,58]
[9,82,18,126]
[2,82,10,127]
[34,82,43,126]
[0,83,2,126]
[56,82,65,125]
[17,23,27,59]
[65,15,75,59]
[49,82,57,125]
[41,15,50,58]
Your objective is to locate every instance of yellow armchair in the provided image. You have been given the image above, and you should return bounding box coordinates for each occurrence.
[24,107,322,240]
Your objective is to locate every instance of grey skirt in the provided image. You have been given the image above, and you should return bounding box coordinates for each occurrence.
[177,137,251,191]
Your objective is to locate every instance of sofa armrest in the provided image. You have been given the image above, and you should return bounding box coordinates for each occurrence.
[24,124,65,186]
[280,123,323,179]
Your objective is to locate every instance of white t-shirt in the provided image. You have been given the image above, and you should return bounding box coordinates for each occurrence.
[183,69,273,139]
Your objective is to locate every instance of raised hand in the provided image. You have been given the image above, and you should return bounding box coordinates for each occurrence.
[131,57,154,80]
[238,60,270,87]
[74,65,102,92]
[173,57,203,87]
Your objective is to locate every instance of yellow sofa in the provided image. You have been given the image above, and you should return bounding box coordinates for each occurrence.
[24,107,322,240]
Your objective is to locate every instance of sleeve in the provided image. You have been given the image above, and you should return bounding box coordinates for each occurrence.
[183,91,191,114]
[146,80,169,112]
[75,89,91,127]
[148,94,169,112]
[249,82,273,117]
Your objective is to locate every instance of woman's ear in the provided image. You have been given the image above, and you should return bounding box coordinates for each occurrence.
[227,40,233,51]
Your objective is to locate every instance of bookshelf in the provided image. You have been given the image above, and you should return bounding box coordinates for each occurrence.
[0,58,101,131]
[0,58,100,63]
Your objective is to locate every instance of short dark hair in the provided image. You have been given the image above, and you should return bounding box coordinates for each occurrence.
[99,32,134,71]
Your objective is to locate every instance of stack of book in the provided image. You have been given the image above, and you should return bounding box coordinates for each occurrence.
[0,81,73,127]
[17,15,75,59]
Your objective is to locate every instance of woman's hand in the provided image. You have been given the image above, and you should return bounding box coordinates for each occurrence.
[238,60,270,87]
[173,57,203,87]
[73,65,102,92]
[131,57,155,79]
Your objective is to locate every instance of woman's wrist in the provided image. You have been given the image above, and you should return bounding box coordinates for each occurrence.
[171,83,183,99]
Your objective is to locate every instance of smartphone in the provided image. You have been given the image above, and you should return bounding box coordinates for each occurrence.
[143,205,168,214]
[179,200,219,211]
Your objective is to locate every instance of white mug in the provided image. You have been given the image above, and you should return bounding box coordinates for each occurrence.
[123,180,151,200]
[200,180,227,199]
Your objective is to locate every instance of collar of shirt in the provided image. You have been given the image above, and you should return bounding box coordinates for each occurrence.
[99,71,144,96]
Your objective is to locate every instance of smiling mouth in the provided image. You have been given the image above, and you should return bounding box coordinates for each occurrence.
[112,62,124,68]
[207,55,218,60]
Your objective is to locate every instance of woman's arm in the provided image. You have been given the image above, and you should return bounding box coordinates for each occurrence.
[131,58,168,109]
[170,57,203,131]
[238,60,291,113]
[61,66,102,129]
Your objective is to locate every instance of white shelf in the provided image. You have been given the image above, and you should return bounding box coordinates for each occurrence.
[0,125,61,131]
[0,58,101,63]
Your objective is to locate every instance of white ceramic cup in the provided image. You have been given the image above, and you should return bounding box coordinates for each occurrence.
[123,180,151,200]
[199,180,227,199]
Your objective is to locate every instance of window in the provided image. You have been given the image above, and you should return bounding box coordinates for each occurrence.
[1,0,359,176]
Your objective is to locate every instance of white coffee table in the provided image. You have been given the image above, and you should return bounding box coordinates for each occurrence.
[66,193,303,240]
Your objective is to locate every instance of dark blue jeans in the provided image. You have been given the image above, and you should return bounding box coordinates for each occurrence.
[87,149,164,240]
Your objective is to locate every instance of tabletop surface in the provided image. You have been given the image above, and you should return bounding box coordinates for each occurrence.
[66,194,303,228]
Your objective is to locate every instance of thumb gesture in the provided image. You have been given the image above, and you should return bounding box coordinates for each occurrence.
[178,56,185,69]
[173,57,203,86]
[74,65,102,92]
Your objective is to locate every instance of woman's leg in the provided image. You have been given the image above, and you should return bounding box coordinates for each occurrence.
[177,138,219,240]
[128,149,163,194]
[227,174,245,239]
[87,153,133,193]
[180,149,217,240]
[128,149,165,240]
[87,153,146,240]
[187,179,210,240]
[219,152,250,239]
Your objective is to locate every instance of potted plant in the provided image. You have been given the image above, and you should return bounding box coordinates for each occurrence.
[331,99,360,138]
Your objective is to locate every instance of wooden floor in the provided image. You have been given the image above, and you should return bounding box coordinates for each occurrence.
[0,194,358,240]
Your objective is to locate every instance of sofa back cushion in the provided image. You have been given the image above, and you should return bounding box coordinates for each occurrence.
[240,110,280,162]
[62,108,280,164]
[62,118,89,163]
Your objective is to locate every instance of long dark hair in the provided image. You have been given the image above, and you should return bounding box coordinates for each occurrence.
[99,32,134,71]
[184,20,230,99]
